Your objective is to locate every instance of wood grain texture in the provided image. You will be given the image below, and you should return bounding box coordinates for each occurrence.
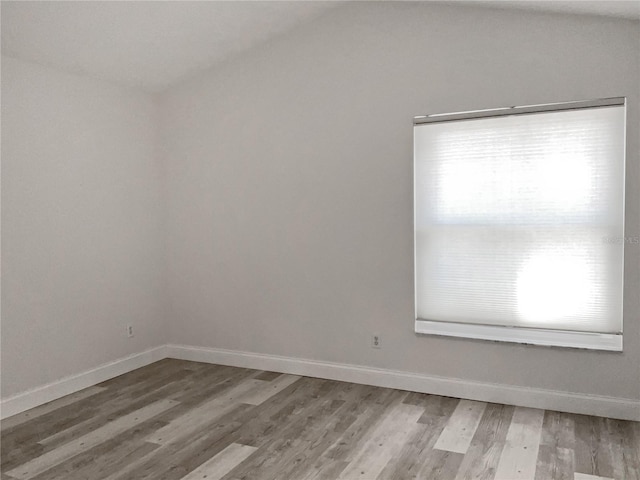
[574,473,615,480]
[2,359,639,480]
[23,419,164,480]
[494,407,545,480]
[434,399,487,454]
[336,400,424,479]
[237,374,301,406]
[179,443,257,480]
[535,411,576,480]
[573,414,616,479]
[454,402,514,480]
[145,377,268,445]
[0,387,107,431]
[606,417,640,480]
[5,399,178,479]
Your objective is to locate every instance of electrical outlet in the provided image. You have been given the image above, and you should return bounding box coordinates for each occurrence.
[127,325,134,338]
[371,334,381,349]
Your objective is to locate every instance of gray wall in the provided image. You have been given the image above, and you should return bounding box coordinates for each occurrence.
[161,3,640,400]
[2,2,638,406]
[1,57,167,397]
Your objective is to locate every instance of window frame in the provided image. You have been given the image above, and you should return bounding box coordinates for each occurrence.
[413,97,626,351]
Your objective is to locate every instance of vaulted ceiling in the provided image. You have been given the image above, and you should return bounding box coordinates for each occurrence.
[1,1,337,91]
[2,1,638,92]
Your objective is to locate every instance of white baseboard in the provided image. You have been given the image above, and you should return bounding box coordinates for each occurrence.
[0,345,168,420]
[3,343,638,422]
[166,344,640,422]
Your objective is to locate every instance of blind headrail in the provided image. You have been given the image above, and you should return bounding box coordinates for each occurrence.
[414,97,625,125]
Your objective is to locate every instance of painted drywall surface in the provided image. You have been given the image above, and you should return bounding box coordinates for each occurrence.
[161,3,640,401]
[1,56,167,398]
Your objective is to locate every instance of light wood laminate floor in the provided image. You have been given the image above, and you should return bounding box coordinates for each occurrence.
[2,359,639,480]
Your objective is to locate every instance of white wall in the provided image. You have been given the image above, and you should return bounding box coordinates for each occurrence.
[1,56,167,398]
[161,3,640,401]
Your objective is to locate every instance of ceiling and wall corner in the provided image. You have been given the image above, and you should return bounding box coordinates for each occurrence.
[1,1,639,93]
[448,0,640,20]
[0,0,339,92]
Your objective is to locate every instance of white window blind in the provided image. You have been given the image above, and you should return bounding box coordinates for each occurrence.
[414,99,626,350]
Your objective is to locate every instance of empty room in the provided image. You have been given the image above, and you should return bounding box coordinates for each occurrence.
[1,0,639,479]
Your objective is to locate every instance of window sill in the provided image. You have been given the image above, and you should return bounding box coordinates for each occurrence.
[415,319,622,351]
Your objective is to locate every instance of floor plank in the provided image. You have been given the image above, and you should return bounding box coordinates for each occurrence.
[5,399,178,480]
[179,443,257,480]
[103,404,253,480]
[37,367,196,448]
[336,399,424,479]
[234,377,335,449]
[254,371,282,382]
[377,408,459,480]
[26,420,164,480]
[146,378,267,445]
[574,473,615,480]
[534,410,576,480]
[454,402,514,480]
[297,387,400,480]
[264,383,376,480]
[434,399,487,454]
[0,387,107,432]
[493,406,545,480]
[605,417,640,480]
[227,394,347,480]
[573,414,615,479]
[2,360,194,463]
[237,374,301,406]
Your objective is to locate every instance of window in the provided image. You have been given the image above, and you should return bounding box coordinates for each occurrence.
[413,98,626,351]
